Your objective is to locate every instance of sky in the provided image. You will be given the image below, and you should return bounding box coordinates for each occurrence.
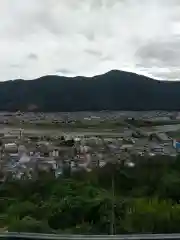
[0,0,180,81]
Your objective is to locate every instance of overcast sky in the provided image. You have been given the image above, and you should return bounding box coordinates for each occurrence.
[0,0,180,81]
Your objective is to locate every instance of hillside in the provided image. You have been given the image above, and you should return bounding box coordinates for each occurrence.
[1,70,180,112]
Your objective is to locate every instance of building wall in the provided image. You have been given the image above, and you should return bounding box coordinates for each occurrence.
[173,140,180,151]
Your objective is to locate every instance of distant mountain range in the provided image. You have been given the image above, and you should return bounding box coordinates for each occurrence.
[1,70,180,112]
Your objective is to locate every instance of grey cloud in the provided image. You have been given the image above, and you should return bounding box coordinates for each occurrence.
[9,64,20,68]
[0,0,180,80]
[84,32,95,41]
[28,53,38,60]
[150,70,180,81]
[55,68,74,75]
[85,49,102,57]
[136,38,180,69]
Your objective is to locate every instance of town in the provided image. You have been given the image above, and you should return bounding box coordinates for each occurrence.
[0,111,180,181]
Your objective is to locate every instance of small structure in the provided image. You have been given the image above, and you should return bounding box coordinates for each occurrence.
[120,144,133,150]
[4,143,18,153]
[19,154,30,164]
[151,146,164,153]
[173,139,180,153]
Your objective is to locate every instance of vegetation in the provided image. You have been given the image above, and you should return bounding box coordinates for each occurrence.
[4,120,125,130]
[1,70,180,112]
[168,131,180,139]
[2,155,180,234]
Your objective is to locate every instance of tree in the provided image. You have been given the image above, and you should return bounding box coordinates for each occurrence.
[158,170,180,201]
[7,201,36,220]
[121,198,180,233]
[8,216,52,233]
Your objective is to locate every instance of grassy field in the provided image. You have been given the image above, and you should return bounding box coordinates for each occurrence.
[1,120,126,131]
[168,131,180,138]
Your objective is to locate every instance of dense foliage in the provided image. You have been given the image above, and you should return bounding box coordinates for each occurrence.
[1,70,180,112]
[2,155,180,234]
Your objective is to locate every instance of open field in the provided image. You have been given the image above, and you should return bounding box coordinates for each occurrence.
[1,111,180,137]
[0,125,128,137]
[2,122,180,137]
[0,120,126,130]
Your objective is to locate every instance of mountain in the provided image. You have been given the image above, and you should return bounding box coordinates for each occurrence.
[1,70,180,112]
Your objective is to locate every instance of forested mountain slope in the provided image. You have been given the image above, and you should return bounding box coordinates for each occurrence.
[1,70,180,111]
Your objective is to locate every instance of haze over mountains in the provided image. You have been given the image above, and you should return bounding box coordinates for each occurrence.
[1,70,180,112]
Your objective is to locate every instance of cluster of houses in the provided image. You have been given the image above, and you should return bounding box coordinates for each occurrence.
[0,125,178,181]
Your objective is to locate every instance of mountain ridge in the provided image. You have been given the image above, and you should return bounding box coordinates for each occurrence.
[7,70,162,83]
[0,69,180,112]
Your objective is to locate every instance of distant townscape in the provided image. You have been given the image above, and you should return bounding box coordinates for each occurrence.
[0,110,179,180]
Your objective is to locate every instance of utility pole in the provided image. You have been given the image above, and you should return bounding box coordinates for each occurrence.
[0,147,2,180]
[110,168,115,235]
[19,128,24,142]
[0,147,2,168]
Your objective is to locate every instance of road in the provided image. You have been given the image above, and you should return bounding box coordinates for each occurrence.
[122,121,149,137]
[1,233,180,240]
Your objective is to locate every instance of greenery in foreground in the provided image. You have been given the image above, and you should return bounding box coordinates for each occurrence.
[2,155,180,234]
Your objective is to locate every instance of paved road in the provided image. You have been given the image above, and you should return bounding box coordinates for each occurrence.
[123,121,149,137]
[1,233,180,240]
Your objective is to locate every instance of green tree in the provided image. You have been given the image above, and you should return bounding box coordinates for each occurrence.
[8,216,52,233]
[121,198,180,233]
[7,201,36,220]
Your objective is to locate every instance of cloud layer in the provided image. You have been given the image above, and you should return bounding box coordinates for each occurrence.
[0,0,179,80]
